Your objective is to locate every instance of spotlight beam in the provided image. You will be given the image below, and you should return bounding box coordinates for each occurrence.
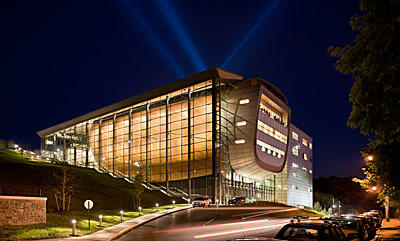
[154,0,206,72]
[222,0,280,68]
[116,0,185,78]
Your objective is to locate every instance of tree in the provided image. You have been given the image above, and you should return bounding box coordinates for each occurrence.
[314,201,322,212]
[328,0,400,204]
[131,172,144,209]
[53,167,77,212]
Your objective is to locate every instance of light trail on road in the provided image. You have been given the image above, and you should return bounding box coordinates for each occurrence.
[193,221,290,239]
[152,218,270,233]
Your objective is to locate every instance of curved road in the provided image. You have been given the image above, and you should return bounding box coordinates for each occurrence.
[117,207,294,241]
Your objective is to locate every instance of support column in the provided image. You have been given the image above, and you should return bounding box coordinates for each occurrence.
[53,135,57,159]
[188,90,192,200]
[112,114,116,174]
[146,103,150,182]
[165,97,169,190]
[128,109,132,179]
[99,120,102,170]
[85,123,89,167]
[211,79,217,203]
[63,132,66,162]
[73,127,77,165]
[273,175,276,202]
[218,78,223,203]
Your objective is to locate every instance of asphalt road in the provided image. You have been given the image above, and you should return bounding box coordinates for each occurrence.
[117,207,294,241]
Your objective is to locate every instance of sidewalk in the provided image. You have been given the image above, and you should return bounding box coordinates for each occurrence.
[375,218,400,240]
[41,206,191,241]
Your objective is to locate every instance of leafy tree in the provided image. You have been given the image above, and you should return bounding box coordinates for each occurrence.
[328,0,400,203]
[314,201,322,212]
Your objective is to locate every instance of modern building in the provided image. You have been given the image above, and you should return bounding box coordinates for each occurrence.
[37,68,313,207]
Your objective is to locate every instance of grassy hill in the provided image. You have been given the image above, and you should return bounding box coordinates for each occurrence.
[0,149,180,211]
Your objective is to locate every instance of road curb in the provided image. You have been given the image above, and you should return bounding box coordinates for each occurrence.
[109,206,192,241]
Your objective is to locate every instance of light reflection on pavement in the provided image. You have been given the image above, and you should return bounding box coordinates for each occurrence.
[116,207,292,241]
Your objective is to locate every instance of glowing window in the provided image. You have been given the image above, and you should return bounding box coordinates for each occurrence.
[292,146,299,156]
[235,139,245,144]
[256,140,285,157]
[292,163,299,168]
[292,132,299,141]
[303,153,308,160]
[309,170,313,174]
[309,143,312,149]
[236,121,247,126]
[292,172,297,177]
[239,99,249,105]
[257,120,287,144]
[302,139,308,146]
[302,167,307,171]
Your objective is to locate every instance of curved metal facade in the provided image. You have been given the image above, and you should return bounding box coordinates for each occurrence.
[225,79,291,179]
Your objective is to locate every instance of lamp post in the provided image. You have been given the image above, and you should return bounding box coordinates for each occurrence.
[156,203,159,211]
[138,206,142,215]
[99,215,103,227]
[71,219,77,236]
[172,200,175,208]
[120,210,124,221]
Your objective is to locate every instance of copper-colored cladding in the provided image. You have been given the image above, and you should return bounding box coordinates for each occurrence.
[227,79,290,179]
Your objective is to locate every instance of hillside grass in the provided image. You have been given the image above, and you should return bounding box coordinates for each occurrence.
[0,204,187,240]
[0,148,188,239]
[0,148,182,211]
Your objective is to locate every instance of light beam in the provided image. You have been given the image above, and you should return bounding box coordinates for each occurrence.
[154,0,206,72]
[116,0,185,78]
[222,0,280,68]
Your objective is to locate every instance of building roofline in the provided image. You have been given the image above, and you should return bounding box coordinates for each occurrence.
[37,67,243,137]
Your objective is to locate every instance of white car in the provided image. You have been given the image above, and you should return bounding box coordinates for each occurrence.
[192,196,211,207]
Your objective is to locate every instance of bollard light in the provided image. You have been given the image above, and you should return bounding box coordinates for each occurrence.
[138,206,142,215]
[99,215,103,227]
[120,210,124,221]
[156,203,159,211]
[71,219,77,236]
[172,200,175,208]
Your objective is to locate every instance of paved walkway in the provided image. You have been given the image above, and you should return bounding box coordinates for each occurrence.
[41,206,191,241]
[375,218,400,240]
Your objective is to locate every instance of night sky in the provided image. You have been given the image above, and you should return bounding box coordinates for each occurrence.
[1,0,368,177]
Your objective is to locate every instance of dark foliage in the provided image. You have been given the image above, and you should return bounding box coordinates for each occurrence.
[314,176,377,213]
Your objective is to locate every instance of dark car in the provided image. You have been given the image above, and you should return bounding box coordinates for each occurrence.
[328,218,369,241]
[275,222,355,240]
[341,215,376,240]
[228,197,246,205]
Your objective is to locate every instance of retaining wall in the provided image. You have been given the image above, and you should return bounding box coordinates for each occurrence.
[0,195,47,226]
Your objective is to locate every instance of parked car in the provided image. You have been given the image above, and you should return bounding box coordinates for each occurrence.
[275,222,355,240]
[228,197,246,205]
[192,196,211,207]
[341,215,376,240]
[327,218,369,241]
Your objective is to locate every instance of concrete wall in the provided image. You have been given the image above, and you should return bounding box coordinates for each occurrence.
[0,196,47,226]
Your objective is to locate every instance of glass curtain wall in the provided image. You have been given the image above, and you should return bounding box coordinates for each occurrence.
[41,78,284,203]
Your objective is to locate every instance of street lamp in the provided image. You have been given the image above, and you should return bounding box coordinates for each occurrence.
[71,219,77,236]
[99,215,103,227]
[371,186,377,191]
[367,155,373,161]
